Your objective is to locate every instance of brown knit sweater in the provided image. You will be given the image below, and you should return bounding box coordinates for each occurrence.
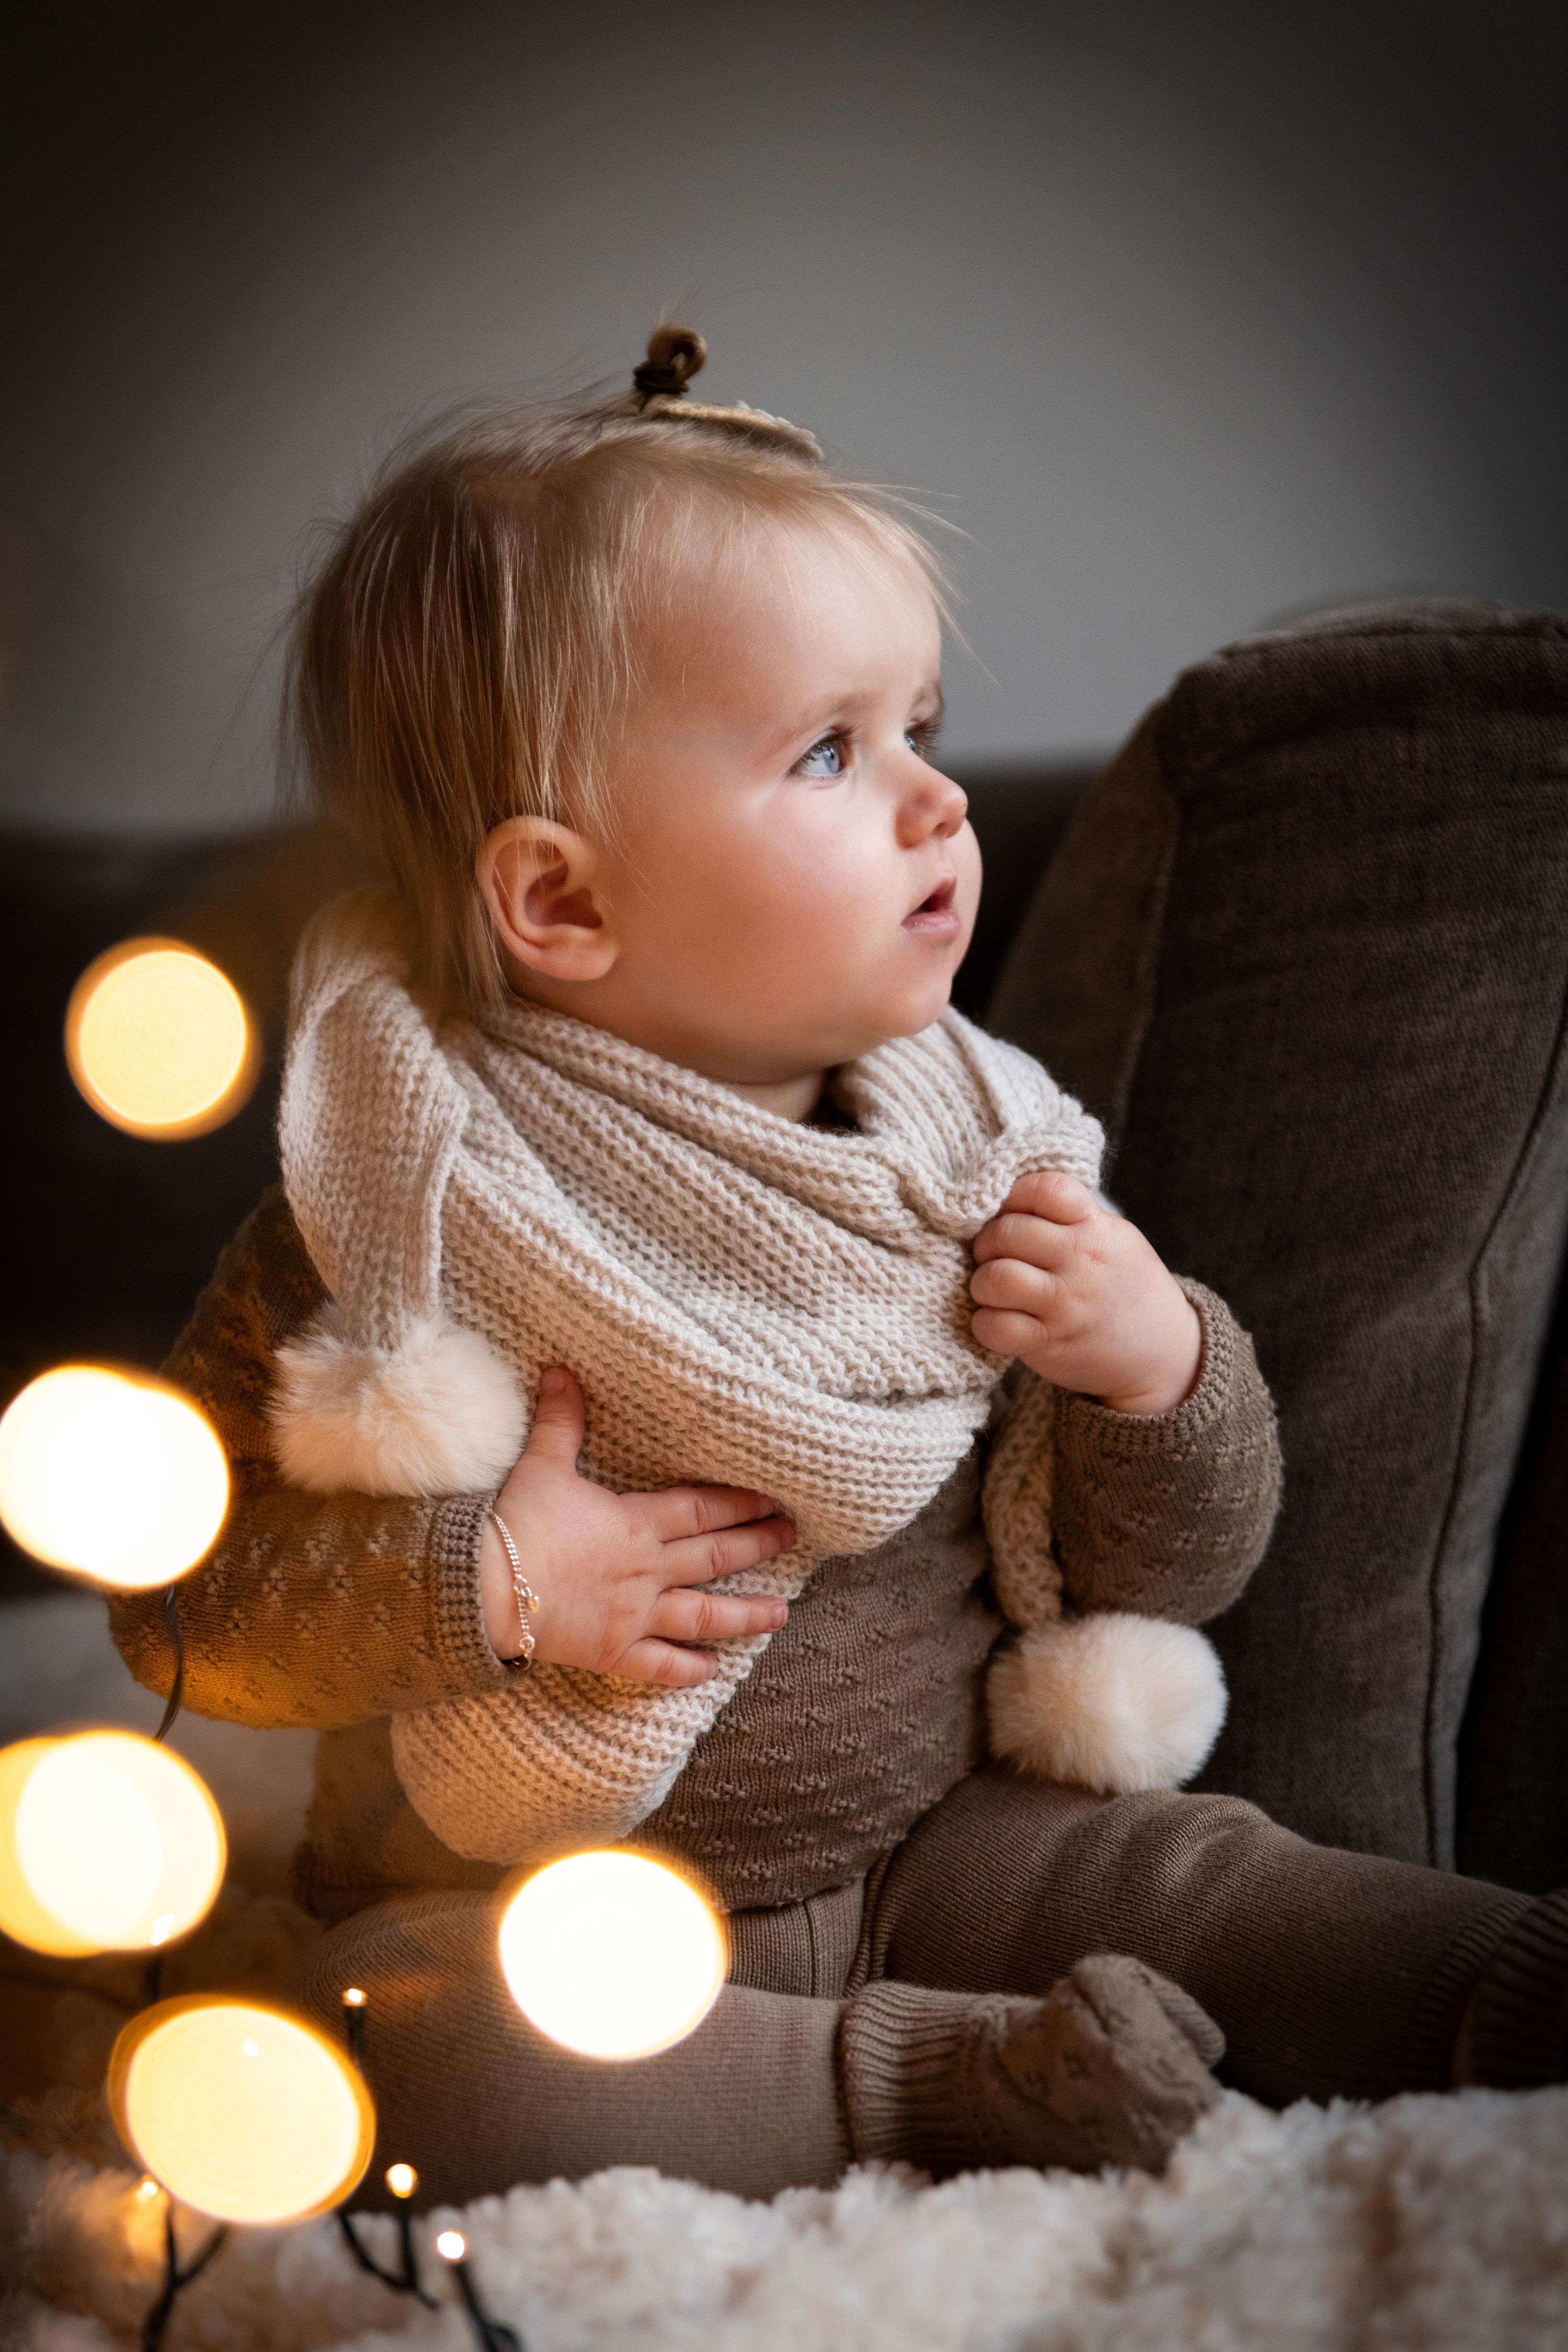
[110,1188,1283,1920]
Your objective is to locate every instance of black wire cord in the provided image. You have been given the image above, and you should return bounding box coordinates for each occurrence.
[138,1587,524,2350]
[336,2208,439,2309]
[141,2206,227,2352]
[153,1584,185,1743]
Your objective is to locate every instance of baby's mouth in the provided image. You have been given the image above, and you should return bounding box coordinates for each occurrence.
[902,877,961,936]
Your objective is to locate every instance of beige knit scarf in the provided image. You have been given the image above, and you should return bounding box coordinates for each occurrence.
[272,890,1108,1866]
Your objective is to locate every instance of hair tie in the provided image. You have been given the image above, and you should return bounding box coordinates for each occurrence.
[632,326,707,406]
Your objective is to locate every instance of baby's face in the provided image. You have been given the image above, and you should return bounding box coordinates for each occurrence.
[593,519,980,1088]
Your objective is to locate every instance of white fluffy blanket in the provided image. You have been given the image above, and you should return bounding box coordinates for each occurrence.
[8,2082,1568,2351]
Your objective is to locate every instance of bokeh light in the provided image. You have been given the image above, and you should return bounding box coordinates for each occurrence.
[436,2231,466,2262]
[498,1851,726,2060]
[0,1731,225,1956]
[0,1364,228,1587]
[65,937,257,1140]
[109,1997,374,2224]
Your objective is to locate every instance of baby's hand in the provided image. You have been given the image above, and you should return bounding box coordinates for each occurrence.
[479,1369,795,1686]
[970,1171,1202,1415]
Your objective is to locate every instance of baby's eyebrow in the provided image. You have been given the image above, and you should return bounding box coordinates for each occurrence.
[762,677,946,758]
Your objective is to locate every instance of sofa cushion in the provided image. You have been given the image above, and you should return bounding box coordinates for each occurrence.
[990,602,1568,1869]
[1458,1270,1568,1892]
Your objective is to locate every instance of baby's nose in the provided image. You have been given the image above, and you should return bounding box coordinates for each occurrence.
[900,764,967,842]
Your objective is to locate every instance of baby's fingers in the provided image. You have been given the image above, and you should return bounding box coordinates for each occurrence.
[971,1305,1045,1360]
[1001,1169,1096,1223]
[617,1640,722,1689]
[663,1514,797,1584]
[970,1255,1058,1318]
[639,1482,780,1542]
[652,1589,789,1644]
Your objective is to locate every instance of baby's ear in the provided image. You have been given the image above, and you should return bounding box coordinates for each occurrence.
[478,816,620,983]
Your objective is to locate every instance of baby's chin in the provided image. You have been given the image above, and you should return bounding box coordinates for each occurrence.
[804,976,961,1064]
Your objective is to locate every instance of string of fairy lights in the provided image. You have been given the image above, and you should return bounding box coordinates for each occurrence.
[1,937,728,2351]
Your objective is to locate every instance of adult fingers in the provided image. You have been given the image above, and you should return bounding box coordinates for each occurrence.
[662,1514,797,1585]
[520,1367,586,1466]
[650,1590,790,1643]
[637,1483,780,1542]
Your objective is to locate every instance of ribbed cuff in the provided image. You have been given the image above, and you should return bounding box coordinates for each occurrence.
[1469,1890,1568,2089]
[840,1980,1019,2173]
[1056,1277,1233,1450]
[429,1490,510,1686]
[1403,1892,1528,2089]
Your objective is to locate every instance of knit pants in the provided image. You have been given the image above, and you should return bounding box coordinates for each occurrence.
[290,1766,1555,2208]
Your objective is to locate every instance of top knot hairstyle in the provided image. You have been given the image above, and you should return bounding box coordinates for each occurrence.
[289,326,936,1014]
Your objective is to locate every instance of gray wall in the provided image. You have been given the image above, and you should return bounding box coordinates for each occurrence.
[2,0,1565,838]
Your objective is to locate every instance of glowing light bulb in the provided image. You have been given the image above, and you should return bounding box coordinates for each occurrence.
[65,937,257,1139]
[498,1851,726,2061]
[0,1364,228,1587]
[342,1986,366,2007]
[136,2176,160,2200]
[436,2231,466,2262]
[385,2163,417,2199]
[108,1997,374,2225]
[0,1731,225,1956]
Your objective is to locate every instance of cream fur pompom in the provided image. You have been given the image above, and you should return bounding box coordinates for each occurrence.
[269,1309,526,1496]
[987,1614,1227,1795]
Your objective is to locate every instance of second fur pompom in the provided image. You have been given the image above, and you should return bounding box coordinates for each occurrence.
[987,1613,1227,1795]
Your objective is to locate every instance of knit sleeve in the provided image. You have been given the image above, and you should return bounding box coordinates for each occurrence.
[106,1187,516,1730]
[1048,1278,1282,1625]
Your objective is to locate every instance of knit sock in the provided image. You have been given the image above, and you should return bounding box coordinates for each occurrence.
[1462,1889,1568,2086]
[840,1954,1224,2177]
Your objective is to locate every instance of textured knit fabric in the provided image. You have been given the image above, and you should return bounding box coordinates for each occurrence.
[287,1892,851,2208]
[109,1191,1282,1921]
[275,889,1112,1863]
[840,1959,1223,2177]
[1467,1890,1568,2087]
[866,1767,1526,2107]
[639,1300,1266,1912]
[107,1190,506,1726]
[284,1765,1532,2206]
[990,598,1568,1869]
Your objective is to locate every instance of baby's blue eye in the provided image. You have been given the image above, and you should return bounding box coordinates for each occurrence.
[795,734,844,778]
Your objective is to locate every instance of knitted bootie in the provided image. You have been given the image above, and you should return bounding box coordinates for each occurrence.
[841,1953,1224,2177]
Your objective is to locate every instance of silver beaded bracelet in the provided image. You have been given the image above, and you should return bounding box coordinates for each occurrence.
[488,1508,540,1668]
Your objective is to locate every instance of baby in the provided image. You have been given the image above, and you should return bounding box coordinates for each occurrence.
[272,329,1226,1875]
[112,329,1564,2206]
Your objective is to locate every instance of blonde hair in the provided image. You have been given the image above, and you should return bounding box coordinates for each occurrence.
[287,328,943,1014]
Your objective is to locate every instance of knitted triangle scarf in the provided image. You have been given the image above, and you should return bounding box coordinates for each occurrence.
[273,891,1107,1867]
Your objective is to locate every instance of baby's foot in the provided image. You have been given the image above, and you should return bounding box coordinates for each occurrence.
[842,1954,1224,2178]
[980,1953,1224,2174]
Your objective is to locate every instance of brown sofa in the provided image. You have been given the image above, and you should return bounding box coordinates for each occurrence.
[991,599,1568,1883]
